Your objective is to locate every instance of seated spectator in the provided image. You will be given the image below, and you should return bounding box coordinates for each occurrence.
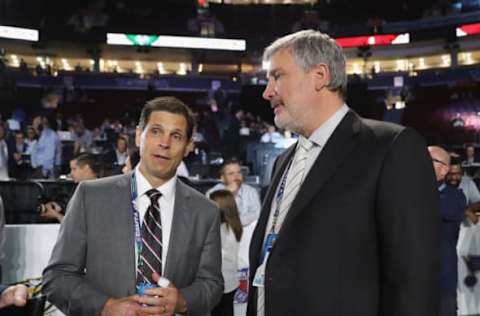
[103,136,128,168]
[206,160,261,226]
[209,190,242,316]
[260,125,283,144]
[275,130,298,149]
[40,153,99,223]
[71,121,93,155]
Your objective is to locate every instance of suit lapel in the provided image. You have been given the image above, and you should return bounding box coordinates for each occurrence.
[279,111,361,234]
[114,173,137,293]
[163,179,190,280]
[250,145,296,267]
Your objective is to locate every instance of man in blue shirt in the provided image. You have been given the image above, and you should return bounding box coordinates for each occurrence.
[429,146,467,316]
[30,114,61,178]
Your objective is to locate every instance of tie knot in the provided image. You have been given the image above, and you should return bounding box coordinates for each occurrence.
[146,189,162,204]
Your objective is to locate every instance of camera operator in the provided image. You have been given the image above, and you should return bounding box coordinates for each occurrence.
[40,153,99,223]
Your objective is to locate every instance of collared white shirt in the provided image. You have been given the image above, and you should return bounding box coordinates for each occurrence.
[304,104,349,174]
[269,104,350,229]
[135,167,177,275]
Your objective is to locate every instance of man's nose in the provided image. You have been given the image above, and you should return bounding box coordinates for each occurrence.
[262,79,275,100]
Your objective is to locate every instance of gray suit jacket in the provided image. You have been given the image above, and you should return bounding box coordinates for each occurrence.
[43,173,223,316]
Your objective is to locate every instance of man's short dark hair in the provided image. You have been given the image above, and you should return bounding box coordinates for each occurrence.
[138,96,195,139]
[72,153,99,175]
[220,159,241,176]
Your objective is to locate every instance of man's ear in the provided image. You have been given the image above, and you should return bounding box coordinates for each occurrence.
[135,127,142,147]
[311,63,330,92]
[184,139,194,157]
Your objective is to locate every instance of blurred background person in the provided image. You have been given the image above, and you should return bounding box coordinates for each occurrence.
[210,189,243,316]
[39,153,99,223]
[30,114,61,179]
[429,146,466,316]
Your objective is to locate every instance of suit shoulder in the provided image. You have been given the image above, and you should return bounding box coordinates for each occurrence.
[79,173,130,190]
[181,181,218,212]
[359,117,424,145]
[361,118,405,137]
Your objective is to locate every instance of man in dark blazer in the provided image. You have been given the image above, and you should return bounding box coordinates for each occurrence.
[43,97,223,316]
[247,30,440,316]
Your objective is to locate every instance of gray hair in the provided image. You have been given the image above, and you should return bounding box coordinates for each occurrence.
[263,30,347,99]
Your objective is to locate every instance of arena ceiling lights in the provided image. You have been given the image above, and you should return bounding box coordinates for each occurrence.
[456,22,480,37]
[0,25,39,41]
[106,33,246,51]
[335,33,410,48]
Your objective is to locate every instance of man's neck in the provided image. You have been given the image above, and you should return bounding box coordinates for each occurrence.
[139,165,172,188]
[301,95,344,137]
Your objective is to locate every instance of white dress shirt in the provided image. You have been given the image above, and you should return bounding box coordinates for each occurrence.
[135,167,177,275]
[268,104,349,222]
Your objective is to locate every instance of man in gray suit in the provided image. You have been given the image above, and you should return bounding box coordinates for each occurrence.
[43,97,223,316]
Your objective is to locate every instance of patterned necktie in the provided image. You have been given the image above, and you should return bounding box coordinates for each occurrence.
[137,189,163,284]
[266,137,314,235]
[257,137,314,316]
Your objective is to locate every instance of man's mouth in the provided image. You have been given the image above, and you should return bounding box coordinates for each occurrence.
[272,101,284,114]
[153,154,170,161]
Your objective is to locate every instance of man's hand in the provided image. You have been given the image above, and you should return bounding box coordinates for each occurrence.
[135,273,188,315]
[40,202,64,222]
[101,296,141,316]
[0,284,28,308]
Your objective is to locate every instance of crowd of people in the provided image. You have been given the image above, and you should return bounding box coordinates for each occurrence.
[0,29,479,316]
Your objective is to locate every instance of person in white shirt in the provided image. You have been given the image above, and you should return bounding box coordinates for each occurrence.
[260,125,283,144]
[206,160,261,227]
[209,189,243,316]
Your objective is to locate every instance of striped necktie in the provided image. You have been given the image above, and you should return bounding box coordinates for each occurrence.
[257,137,313,316]
[137,189,163,284]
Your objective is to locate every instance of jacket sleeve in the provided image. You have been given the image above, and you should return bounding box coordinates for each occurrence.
[42,183,110,316]
[376,128,440,316]
[179,207,224,316]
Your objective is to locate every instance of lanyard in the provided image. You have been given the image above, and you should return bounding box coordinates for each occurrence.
[270,158,294,234]
[130,172,144,277]
[258,158,294,265]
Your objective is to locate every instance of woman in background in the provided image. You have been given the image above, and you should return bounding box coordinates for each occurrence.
[209,190,243,316]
